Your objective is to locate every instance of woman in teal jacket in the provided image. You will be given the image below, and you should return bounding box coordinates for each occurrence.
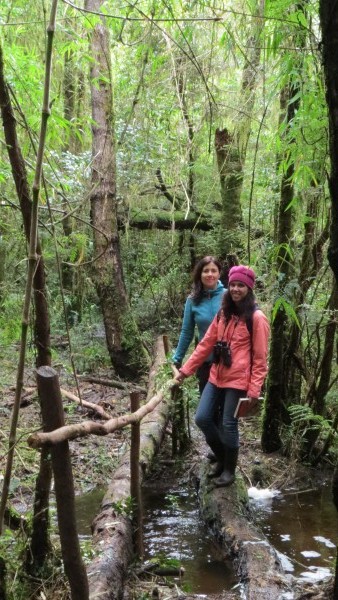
[172,256,225,393]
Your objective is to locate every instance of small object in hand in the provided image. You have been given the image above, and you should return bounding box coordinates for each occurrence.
[234,397,263,418]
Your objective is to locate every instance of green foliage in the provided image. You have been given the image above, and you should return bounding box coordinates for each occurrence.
[0,293,22,344]
[79,537,98,564]
[288,404,330,431]
[165,493,179,510]
[111,496,135,518]
[0,522,67,599]
[284,403,333,459]
[271,296,300,327]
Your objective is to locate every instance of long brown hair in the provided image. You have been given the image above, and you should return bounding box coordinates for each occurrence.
[221,288,257,322]
[189,256,222,304]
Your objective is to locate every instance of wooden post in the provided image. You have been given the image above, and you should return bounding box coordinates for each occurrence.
[162,334,170,356]
[130,391,144,558]
[0,556,6,600]
[162,334,189,456]
[36,366,89,600]
[171,385,178,457]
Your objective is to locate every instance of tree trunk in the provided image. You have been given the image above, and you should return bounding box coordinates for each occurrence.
[262,82,299,453]
[61,39,75,295]
[61,32,87,325]
[284,183,329,405]
[319,0,338,282]
[84,0,149,378]
[37,366,89,600]
[318,5,338,593]
[0,41,52,572]
[176,58,195,202]
[215,0,264,260]
[215,127,244,258]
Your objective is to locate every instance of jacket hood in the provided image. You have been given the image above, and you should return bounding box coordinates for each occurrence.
[202,280,225,296]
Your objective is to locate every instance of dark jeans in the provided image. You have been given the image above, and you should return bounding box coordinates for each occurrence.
[196,362,212,394]
[195,383,246,449]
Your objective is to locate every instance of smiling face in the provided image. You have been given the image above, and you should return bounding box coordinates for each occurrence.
[229,280,249,303]
[200,261,220,290]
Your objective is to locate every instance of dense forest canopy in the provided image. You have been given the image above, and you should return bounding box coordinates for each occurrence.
[0,0,337,480]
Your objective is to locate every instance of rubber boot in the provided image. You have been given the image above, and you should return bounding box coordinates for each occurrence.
[214,446,239,487]
[206,450,217,462]
[206,440,224,478]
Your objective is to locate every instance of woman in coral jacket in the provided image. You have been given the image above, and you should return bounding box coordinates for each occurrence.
[174,265,270,488]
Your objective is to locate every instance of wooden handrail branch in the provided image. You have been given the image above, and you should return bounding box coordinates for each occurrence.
[28,380,175,448]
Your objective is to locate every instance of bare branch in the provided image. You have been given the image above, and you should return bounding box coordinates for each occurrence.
[28,381,173,448]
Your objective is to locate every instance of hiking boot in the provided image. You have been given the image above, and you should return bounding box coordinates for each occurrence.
[214,446,239,487]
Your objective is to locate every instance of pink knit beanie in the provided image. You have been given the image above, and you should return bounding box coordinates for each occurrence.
[228,265,256,289]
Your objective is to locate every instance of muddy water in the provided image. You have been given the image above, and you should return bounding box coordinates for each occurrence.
[74,480,337,591]
[75,487,105,536]
[250,483,337,584]
[142,483,239,595]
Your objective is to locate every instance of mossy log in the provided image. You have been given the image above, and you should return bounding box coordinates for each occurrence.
[87,337,174,600]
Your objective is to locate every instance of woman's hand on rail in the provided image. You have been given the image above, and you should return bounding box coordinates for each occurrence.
[173,372,186,386]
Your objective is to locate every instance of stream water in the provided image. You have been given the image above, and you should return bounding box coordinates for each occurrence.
[249,483,337,584]
[142,483,239,595]
[75,487,105,536]
[75,480,337,594]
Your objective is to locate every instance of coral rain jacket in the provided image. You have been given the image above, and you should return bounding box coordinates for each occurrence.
[179,310,270,399]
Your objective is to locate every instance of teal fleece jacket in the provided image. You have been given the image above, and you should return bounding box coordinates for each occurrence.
[172,280,225,365]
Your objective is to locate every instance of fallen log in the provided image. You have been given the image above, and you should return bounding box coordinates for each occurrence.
[134,561,184,578]
[198,467,293,599]
[77,375,128,390]
[87,336,174,600]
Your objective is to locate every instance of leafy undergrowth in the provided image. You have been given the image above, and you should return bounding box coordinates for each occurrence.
[0,373,335,600]
[0,368,136,599]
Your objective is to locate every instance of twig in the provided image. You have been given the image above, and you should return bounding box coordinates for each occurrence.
[60,388,112,420]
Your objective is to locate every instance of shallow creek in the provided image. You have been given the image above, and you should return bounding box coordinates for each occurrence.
[142,483,239,595]
[250,483,338,584]
[74,479,337,593]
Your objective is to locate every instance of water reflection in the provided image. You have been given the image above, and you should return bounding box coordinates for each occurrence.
[75,487,105,536]
[142,485,239,595]
[250,483,337,582]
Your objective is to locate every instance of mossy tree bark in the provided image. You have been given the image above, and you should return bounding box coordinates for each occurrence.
[85,0,149,378]
[37,366,89,600]
[261,82,299,453]
[284,182,329,410]
[215,0,264,260]
[61,27,87,324]
[318,3,338,594]
[215,127,244,258]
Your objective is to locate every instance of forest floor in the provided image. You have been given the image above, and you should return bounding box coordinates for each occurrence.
[0,365,335,600]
